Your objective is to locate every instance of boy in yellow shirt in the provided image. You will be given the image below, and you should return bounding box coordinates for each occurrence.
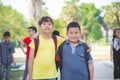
[28,16,64,80]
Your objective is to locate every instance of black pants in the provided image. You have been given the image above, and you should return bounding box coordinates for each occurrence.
[113,54,120,79]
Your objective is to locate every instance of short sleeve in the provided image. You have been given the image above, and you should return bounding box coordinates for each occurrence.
[88,53,93,62]
[57,36,65,48]
[23,37,28,44]
[29,40,35,49]
[11,42,15,53]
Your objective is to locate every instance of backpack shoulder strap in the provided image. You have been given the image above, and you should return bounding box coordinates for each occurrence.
[82,42,89,62]
[52,35,57,53]
[34,36,39,58]
[58,41,65,58]
[82,42,90,79]
[57,40,66,70]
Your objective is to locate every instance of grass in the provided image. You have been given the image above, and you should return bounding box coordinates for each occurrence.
[2,70,24,80]
[10,70,24,80]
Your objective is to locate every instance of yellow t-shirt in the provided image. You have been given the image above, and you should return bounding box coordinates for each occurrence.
[29,35,64,79]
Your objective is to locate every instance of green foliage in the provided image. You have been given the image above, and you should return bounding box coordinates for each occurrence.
[103,2,120,29]
[0,4,28,41]
[0,4,29,47]
[80,3,103,42]
[60,1,103,42]
[60,0,82,25]
[88,22,103,42]
[54,19,64,30]
[53,19,65,36]
[10,70,24,80]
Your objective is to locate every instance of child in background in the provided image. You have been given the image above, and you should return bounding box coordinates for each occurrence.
[52,30,60,36]
[58,22,94,80]
[0,31,16,80]
[52,30,64,38]
[20,26,37,80]
[110,28,120,79]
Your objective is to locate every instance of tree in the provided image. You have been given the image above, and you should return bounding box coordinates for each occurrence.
[0,4,28,40]
[53,19,65,36]
[98,16,109,42]
[80,3,102,42]
[60,1,103,42]
[60,0,82,25]
[30,0,42,29]
[103,2,120,29]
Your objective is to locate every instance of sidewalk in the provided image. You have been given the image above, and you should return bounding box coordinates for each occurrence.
[94,61,113,80]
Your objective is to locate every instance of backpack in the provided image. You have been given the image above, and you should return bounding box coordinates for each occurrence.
[57,41,90,80]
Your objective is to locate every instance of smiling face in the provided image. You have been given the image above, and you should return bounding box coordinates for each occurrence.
[67,27,81,43]
[40,21,53,34]
[39,16,54,34]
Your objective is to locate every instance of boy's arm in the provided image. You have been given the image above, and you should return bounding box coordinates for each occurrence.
[28,48,34,80]
[110,44,113,61]
[20,40,26,54]
[11,42,16,65]
[88,62,94,80]
[11,53,16,65]
[86,43,91,52]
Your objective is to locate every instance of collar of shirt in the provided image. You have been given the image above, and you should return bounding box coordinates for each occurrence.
[65,39,82,46]
[3,42,10,45]
[113,38,120,51]
[114,38,120,41]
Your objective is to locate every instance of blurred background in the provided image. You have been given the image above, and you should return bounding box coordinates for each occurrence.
[0,0,120,80]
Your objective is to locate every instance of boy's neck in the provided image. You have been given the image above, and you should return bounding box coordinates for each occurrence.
[42,33,51,40]
[30,35,33,39]
[4,41,10,44]
[70,41,78,46]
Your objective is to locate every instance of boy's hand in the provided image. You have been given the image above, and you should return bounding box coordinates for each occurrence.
[28,77,32,80]
[13,60,16,66]
[87,43,92,52]
[33,33,39,39]
[110,57,113,62]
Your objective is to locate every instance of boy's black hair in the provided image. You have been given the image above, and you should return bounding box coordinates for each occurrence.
[3,31,10,37]
[67,22,81,32]
[28,26,37,33]
[38,16,54,25]
[113,28,120,38]
[52,30,60,36]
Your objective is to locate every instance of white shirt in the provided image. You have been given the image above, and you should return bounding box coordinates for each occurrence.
[111,38,120,51]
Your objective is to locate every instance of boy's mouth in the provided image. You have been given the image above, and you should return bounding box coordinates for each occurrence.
[44,28,50,31]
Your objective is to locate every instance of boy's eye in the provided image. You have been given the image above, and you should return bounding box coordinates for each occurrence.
[48,23,52,25]
[43,23,46,25]
[69,32,73,34]
[75,32,79,34]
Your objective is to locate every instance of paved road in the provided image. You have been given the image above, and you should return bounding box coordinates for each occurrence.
[94,61,113,80]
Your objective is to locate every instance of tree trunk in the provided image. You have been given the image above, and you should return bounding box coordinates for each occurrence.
[101,23,109,42]
[116,14,120,27]
[31,0,42,29]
